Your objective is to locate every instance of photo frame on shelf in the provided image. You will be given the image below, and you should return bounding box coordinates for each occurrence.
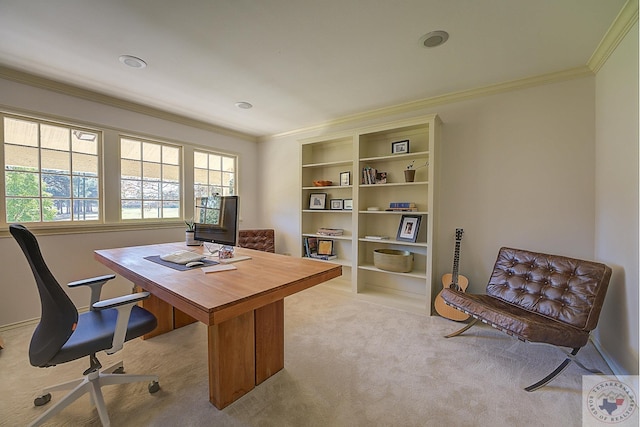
[330,199,343,210]
[343,199,353,210]
[396,215,421,242]
[317,239,334,255]
[309,193,327,209]
[340,171,351,186]
[391,139,409,154]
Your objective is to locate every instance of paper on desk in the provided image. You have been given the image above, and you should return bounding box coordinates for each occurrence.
[219,255,252,264]
[202,264,237,274]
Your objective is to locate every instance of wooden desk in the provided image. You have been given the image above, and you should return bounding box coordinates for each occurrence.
[94,242,341,409]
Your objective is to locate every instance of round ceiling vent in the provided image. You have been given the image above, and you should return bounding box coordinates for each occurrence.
[419,31,449,48]
[119,55,147,69]
[235,101,253,109]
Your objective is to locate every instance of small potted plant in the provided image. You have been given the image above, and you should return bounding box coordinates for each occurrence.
[185,218,198,246]
[404,160,427,182]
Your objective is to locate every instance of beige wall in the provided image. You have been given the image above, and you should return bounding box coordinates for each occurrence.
[0,77,261,326]
[261,77,597,283]
[593,22,639,375]
[260,72,637,375]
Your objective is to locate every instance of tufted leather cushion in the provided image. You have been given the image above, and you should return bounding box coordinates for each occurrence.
[441,247,611,348]
[238,229,275,253]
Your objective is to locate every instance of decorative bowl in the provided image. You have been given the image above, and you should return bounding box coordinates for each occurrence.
[313,180,332,187]
[373,249,413,273]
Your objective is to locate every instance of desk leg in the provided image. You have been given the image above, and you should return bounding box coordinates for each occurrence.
[136,287,174,339]
[207,311,255,409]
[255,299,284,384]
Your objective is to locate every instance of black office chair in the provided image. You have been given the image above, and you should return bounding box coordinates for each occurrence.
[10,224,160,426]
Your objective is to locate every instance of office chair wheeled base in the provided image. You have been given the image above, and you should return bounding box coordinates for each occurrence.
[30,360,159,427]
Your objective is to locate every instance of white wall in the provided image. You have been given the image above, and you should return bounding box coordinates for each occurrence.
[0,77,260,326]
[593,22,639,375]
[260,74,637,375]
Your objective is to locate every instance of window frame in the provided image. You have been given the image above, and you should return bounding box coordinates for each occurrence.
[2,112,104,225]
[119,135,183,222]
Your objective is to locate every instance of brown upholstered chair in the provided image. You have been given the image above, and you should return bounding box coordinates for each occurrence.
[238,229,275,253]
[441,247,611,391]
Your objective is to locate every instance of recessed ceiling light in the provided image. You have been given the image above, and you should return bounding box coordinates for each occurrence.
[235,101,253,109]
[419,31,449,48]
[119,55,147,69]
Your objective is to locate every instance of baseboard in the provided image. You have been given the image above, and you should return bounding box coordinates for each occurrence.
[0,305,90,333]
[590,336,630,377]
[0,317,39,333]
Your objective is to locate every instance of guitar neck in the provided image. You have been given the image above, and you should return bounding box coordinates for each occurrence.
[451,241,461,284]
[449,229,463,289]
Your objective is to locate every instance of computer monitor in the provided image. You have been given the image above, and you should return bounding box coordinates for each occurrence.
[193,195,238,247]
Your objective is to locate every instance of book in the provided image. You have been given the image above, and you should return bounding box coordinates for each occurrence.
[317,228,343,236]
[362,166,376,184]
[385,208,418,212]
[303,237,318,257]
[389,202,416,208]
[309,253,337,260]
[364,235,389,240]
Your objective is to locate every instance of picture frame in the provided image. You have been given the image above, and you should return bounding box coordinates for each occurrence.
[343,199,353,210]
[317,239,334,256]
[340,171,351,186]
[375,171,387,184]
[391,139,410,154]
[396,215,421,242]
[309,193,327,210]
[330,199,343,210]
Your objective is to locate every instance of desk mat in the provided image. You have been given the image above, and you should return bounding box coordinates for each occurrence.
[144,255,219,271]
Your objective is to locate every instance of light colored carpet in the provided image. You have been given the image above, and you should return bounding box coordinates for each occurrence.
[0,285,612,426]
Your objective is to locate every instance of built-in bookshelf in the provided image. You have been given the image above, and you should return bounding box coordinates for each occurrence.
[300,115,441,313]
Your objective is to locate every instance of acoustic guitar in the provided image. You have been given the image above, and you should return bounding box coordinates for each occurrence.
[434,228,470,321]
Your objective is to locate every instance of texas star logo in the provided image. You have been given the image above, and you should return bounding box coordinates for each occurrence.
[587,380,637,423]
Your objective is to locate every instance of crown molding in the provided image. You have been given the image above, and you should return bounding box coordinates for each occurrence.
[267,66,594,140]
[588,0,639,73]
[0,66,258,143]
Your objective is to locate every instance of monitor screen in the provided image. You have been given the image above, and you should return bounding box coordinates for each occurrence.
[193,195,238,246]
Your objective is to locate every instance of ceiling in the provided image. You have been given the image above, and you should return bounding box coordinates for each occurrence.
[0,0,628,138]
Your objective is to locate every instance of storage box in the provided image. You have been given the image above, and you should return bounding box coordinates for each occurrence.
[373,249,413,273]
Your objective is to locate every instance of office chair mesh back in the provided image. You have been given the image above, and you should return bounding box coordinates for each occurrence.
[9,224,78,368]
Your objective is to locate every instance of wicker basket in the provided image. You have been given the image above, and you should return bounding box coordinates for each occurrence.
[373,249,413,273]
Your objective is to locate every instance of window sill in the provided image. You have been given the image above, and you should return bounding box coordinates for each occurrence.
[0,221,184,238]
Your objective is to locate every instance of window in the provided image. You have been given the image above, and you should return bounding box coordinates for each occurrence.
[194,150,236,201]
[3,116,100,223]
[120,137,181,220]
[1,111,240,229]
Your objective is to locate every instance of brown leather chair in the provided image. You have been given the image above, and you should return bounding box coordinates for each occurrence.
[238,229,275,253]
[441,247,611,391]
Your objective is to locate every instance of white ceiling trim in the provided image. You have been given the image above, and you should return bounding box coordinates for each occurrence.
[588,0,639,73]
[266,66,594,140]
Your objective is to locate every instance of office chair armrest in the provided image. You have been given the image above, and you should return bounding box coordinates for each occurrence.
[68,274,117,309]
[92,291,151,354]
